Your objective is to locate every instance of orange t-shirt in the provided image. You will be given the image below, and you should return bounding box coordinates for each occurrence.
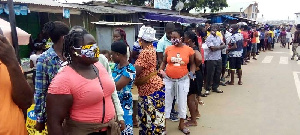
[251,31,258,43]
[0,61,27,135]
[165,45,195,79]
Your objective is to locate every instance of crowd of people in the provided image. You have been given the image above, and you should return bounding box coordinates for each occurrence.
[1,20,300,135]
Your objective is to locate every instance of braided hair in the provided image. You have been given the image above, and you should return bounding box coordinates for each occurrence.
[184,30,199,47]
[43,21,69,43]
[114,28,129,47]
[63,26,89,64]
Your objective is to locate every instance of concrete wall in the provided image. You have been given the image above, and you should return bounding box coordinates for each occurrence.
[296,13,300,25]
[96,25,136,51]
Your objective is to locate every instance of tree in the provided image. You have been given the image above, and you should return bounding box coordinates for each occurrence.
[108,0,228,13]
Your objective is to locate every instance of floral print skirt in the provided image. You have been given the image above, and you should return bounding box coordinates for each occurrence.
[138,87,165,135]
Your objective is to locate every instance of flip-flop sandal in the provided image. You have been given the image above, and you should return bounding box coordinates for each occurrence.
[178,127,190,134]
[238,82,243,85]
[184,121,198,127]
[226,81,234,85]
[198,100,205,106]
[200,94,207,97]
[213,90,224,93]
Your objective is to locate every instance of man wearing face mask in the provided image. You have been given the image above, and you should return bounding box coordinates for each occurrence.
[204,24,226,95]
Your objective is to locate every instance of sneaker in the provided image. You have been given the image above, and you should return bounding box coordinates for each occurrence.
[171,111,179,116]
[291,58,294,60]
[205,90,210,95]
[170,114,179,122]
[221,77,225,82]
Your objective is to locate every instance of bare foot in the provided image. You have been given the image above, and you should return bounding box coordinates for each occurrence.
[184,121,198,127]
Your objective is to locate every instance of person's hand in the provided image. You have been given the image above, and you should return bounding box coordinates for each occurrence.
[0,35,18,67]
[118,120,126,131]
[35,122,46,133]
[158,70,167,78]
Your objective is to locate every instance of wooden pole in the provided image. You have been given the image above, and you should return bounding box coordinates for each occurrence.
[8,0,20,63]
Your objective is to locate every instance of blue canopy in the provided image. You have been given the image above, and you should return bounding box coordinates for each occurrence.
[144,13,207,24]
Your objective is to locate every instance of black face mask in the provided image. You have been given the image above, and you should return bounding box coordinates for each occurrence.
[207,27,211,32]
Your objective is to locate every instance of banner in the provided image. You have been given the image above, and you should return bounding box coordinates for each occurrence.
[0,4,28,15]
[63,8,70,18]
[26,104,48,135]
[154,0,172,10]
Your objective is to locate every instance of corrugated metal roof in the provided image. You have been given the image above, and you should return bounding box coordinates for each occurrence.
[1,0,71,7]
[91,21,142,26]
[68,4,134,14]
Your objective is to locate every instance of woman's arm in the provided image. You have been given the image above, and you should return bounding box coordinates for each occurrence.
[189,54,196,74]
[194,50,202,67]
[115,77,131,91]
[159,54,167,71]
[30,60,34,68]
[47,94,72,135]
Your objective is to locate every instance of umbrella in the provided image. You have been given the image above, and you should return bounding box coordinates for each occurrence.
[0,18,31,45]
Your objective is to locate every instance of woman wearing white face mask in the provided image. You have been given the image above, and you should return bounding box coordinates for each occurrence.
[159,29,196,134]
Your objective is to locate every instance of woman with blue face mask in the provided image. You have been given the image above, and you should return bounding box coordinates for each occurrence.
[159,29,196,134]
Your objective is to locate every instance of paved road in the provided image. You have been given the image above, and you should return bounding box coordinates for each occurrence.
[134,43,300,135]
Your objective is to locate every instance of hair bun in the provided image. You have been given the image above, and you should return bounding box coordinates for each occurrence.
[43,22,55,33]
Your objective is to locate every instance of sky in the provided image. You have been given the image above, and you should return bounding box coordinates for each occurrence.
[61,0,300,21]
[228,0,300,21]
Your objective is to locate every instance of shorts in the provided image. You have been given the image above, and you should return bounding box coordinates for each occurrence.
[229,57,242,70]
[221,54,228,67]
[189,70,203,96]
[251,43,257,53]
[287,38,290,43]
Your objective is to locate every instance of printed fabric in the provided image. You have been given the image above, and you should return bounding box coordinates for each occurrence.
[228,32,244,57]
[138,87,165,135]
[135,47,163,96]
[112,63,136,135]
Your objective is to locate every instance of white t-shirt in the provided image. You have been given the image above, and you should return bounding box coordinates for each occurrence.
[30,54,42,69]
[286,32,292,39]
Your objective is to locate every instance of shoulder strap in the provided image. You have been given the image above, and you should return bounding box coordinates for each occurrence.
[92,64,105,123]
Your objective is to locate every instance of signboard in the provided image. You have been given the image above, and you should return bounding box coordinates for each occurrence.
[26,104,48,135]
[0,4,28,15]
[154,0,172,10]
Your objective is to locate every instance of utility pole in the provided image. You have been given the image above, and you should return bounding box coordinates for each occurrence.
[8,0,20,63]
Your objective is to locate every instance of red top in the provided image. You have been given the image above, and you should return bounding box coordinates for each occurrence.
[197,36,205,64]
[241,31,249,47]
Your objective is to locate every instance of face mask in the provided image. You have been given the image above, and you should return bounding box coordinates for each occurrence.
[73,43,100,58]
[138,40,142,46]
[171,38,181,45]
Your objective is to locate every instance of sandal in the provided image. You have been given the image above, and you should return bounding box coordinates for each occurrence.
[238,81,243,85]
[198,100,205,106]
[178,126,190,134]
[212,89,223,93]
[226,81,234,85]
[184,121,198,127]
[200,94,207,97]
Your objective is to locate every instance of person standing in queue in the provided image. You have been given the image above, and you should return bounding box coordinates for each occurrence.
[47,26,124,135]
[0,28,33,135]
[156,22,179,121]
[134,26,166,135]
[159,29,196,134]
[111,41,136,135]
[34,21,70,132]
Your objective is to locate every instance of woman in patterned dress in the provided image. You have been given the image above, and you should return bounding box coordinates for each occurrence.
[111,41,136,135]
[134,27,165,135]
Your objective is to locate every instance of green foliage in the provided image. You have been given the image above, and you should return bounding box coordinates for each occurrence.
[107,0,228,13]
